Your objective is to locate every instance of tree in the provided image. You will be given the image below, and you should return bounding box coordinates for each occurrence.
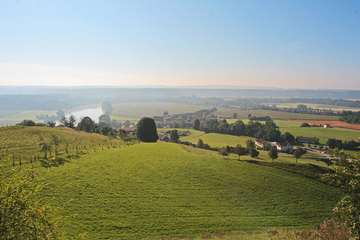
[99,114,111,125]
[293,148,304,163]
[136,117,158,142]
[245,139,256,150]
[170,130,179,142]
[249,148,259,158]
[248,114,251,119]
[300,122,310,127]
[0,168,61,239]
[123,120,131,127]
[282,132,295,142]
[56,109,65,119]
[325,151,360,237]
[235,144,247,160]
[51,134,61,156]
[59,115,76,128]
[196,139,204,148]
[77,116,94,132]
[268,148,278,161]
[232,112,237,119]
[219,148,228,158]
[39,137,52,159]
[193,119,200,130]
[18,119,36,126]
[101,101,113,115]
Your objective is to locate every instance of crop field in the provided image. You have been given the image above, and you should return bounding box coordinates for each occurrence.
[111,102,208,119]
[34,143,341,239]
[275,120,360,144]
[215,108,340,121]
[264,103,360,112]
[0,110,56,126]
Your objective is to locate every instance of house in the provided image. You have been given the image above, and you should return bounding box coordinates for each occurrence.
[296,136,319,144]
[275,142,294,153]
[255,138,269,149]
[324,124,332,128]
[217,115,232,119]
[157,133,169,141]
[120,125,136,135]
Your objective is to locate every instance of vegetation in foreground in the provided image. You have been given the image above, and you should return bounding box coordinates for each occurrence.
[34,143,342,239]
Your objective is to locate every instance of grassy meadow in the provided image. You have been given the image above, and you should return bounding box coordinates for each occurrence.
[170,129,255,149]
[111,102,208,120]
[0,110,55,126]
[225,119,360,144]
[265,102,360,112]
[34,143,341,239]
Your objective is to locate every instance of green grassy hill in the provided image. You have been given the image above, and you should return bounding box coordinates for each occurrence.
[37,143,341,239]
[0,126,112,167]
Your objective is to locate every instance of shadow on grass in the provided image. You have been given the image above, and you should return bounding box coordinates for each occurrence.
[39,156,70,168]
[245,159,333,183]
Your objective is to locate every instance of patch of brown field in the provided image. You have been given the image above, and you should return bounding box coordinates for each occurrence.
[287,120,360,131]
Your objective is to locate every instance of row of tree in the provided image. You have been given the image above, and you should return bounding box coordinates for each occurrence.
[196,119,295,143]
[326,138,360,150]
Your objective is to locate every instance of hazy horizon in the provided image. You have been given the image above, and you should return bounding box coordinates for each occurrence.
[1,1,360,89]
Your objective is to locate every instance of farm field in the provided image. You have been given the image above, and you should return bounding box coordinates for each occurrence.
[287,120,360,131]
[35,143,341,239]
[172,129,255,148]
[225,119,360,144]
[0,110,55,126]
[215,108,340,121]
[111,102,208,119]
[264,103,360,112]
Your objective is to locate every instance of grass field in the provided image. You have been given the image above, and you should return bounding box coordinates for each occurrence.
[111,102,208,119]
[225,119,360,144]
[215,108,340,121]
[169,129,255,148]
[35,143,341,239]
[0,126,113,168]
[0,110,56,126]
[264,102,360,112]
[274,120,360,144]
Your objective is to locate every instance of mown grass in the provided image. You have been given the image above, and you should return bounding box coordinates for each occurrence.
[36,143,341,239]
[175,129,255,148]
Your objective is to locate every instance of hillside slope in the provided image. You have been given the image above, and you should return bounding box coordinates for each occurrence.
[38,143,341,239]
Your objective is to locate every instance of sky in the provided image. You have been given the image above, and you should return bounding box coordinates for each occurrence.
[0,0,360,89]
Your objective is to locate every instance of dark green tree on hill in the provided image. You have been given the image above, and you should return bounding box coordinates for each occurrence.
[193,119,200,130]
[170,130,179,143]
[196,139,204,148]
[77,116,94,132]
[136,117,158,142]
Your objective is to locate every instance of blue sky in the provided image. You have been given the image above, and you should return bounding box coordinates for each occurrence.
[0,0,359,89]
